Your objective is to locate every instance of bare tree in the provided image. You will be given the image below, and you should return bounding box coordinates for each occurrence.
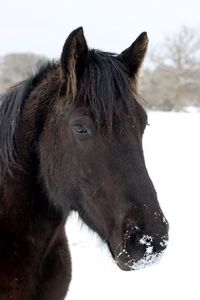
[141,26,200,111]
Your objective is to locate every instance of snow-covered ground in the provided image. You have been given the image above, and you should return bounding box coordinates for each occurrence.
[65,112,200,300]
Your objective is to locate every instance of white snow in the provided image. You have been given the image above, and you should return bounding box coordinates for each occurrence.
[139,235,154,246]
[65,112,200,300]
[128,246,164,271]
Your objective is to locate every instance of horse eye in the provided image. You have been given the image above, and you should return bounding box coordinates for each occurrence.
[73,123,88,135]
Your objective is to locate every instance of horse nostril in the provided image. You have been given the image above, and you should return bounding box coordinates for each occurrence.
[125,232,146,258]
[127,233,137,246]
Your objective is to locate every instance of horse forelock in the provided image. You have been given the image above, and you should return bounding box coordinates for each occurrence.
[75,50,138,131]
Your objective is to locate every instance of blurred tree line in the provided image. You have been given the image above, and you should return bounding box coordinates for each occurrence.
[140,26,200,111]
[0,53,47,93]
[0,26,200,111]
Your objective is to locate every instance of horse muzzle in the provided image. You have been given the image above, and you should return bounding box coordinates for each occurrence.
[109,224,169,271]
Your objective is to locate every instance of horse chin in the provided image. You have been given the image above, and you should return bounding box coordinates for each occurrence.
[116,259,132,271]
[107,243,134,271]
[113,250,136,271]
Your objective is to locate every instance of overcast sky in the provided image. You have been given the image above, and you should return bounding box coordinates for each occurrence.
[0,0,200,58]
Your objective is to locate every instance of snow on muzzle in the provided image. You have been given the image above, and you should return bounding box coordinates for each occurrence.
[113,226,168,271]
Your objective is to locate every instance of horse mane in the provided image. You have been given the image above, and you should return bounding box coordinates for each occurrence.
[0,61,57,178]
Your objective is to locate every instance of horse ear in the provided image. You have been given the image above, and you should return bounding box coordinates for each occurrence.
[120,32,148,77]
[60,27,88,98]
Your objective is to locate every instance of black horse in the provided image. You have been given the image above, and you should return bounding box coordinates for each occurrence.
[0,27,168,299]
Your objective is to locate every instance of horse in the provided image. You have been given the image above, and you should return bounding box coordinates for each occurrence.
[0,27,169,299]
